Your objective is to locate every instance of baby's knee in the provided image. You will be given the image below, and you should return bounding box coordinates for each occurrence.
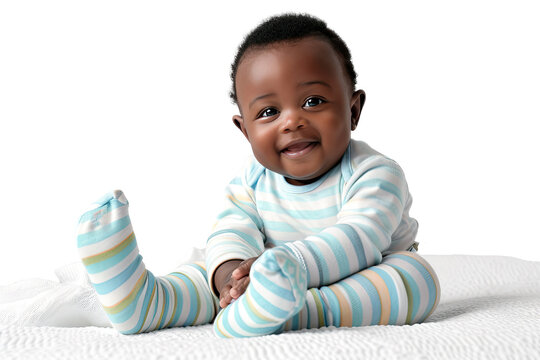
[383,251,441,323]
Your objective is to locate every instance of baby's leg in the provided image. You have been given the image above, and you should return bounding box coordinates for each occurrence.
[283,251,440,330]
[77,190,218,334]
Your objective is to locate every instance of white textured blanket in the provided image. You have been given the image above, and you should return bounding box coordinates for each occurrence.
[1,255,540,359]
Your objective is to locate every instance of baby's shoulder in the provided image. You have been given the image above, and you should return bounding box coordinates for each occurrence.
[238,157,266,190]
[344,140,404,180]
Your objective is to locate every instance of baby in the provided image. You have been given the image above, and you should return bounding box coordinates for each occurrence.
[77,13,440,338]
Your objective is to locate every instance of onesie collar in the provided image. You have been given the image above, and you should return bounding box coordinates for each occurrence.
[273,142,351,194]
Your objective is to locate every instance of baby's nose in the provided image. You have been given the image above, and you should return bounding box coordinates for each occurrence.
[279,110,305,132]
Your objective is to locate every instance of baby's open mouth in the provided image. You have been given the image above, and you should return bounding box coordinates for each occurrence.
[281,141,318,158]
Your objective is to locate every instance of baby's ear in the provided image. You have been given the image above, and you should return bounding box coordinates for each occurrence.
[350,90,366,131]
[233,115,249,140]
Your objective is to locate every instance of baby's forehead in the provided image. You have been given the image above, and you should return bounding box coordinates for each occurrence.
[236,37,352,89]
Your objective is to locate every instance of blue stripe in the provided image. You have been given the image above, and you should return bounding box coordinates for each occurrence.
[321,286,341,327]
[261,220,304,233]
[229,177,242,186]
[232,297,281,335]
[303,240,329,284]
[126,271,157,334]
[257,180,340,202]
[206,241,258,260]
[208,229,264,252]
[148,280,160,330]
[93,255,142,295]
[218,306,243,338]
[237,294,276,326]
[216,206,263,230]
[108,272,147,324]
[364,195,401,218]
[340,142,353,182]
[306,294,311,328]
[315,231,350,280]
[385,262,421,323]
[257,201,339,220]
[183,263,215,321]
[246,162,265,188]
[157,280,170,329]
[252,270,295,302]
[249,283,290,319]
[352,274,380,326]
[77,215,131,247]
[371,267,400,324]
[340,280,365,326]
[379,164,404,178]
[353,221,387,256]
[387,254,437,322]
[170,273,199,325]
[189,263,207,277]
[165,275,186,327]
[333,224,368,270]
[78,199,125,223]
[351,178,403,205]
[290,310,300,330]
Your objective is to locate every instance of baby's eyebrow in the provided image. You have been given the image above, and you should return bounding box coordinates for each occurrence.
[297,81,331,88]
[248,81,331,109]
[249,93,276,109]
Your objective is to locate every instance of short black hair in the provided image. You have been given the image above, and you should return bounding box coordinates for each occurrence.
[230,13,357,104]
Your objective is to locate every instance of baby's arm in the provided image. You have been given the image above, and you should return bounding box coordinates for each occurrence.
[205,167,266,302]
[283,156,416,288]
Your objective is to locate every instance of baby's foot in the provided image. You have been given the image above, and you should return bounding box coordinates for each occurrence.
[78,190,130,247]
[213,246,307,338]
[77,190,143,332]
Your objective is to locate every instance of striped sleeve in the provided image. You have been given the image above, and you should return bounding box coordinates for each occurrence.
[285,156,410,288]
[205,163,266,297]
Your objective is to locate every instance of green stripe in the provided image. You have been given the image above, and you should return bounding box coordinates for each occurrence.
[104,270,145,315]
[82,232,135,266]
[395,271,414,324]
[310,289,325,328]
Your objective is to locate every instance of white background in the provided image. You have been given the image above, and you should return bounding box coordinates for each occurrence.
[1,0,539,285]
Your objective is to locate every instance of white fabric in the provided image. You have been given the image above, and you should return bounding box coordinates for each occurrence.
[0,262,110,328]
[0,246,208,329]
[1,254,540,359]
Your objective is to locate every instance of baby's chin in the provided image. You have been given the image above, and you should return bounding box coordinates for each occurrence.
[254,155,330,186]
[280,159,340,186]
[283,171,326,186]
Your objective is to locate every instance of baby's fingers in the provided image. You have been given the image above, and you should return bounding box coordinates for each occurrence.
[230,276,250,299]
[232,257,258,280]
[232,263,250,280]
[220,294,232,309]
[219,285,233,308]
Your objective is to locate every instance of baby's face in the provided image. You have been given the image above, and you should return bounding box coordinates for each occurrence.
[234,37,364,185]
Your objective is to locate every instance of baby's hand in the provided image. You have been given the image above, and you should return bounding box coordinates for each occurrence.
[229,256,259,297]
[218,256,259,308]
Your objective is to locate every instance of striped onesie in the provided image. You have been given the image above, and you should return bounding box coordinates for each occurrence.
[77,140,440,337]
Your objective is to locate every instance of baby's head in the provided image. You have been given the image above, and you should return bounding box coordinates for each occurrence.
[231,13,365,185]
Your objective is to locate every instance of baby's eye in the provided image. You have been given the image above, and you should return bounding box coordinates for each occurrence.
[303,97,325,108]
[258,107,279,118]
